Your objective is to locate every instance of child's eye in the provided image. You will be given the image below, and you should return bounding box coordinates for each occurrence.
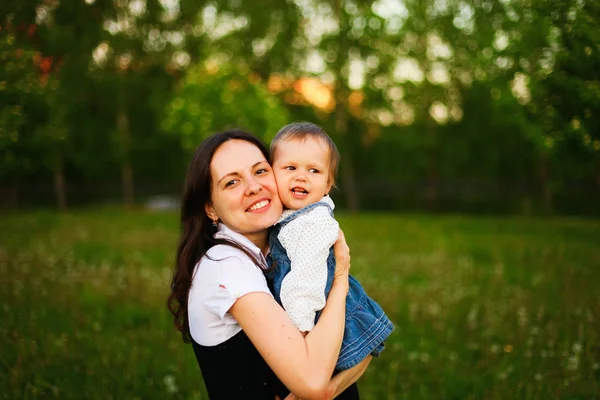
[285,166,296,171]
[309,168,319,173]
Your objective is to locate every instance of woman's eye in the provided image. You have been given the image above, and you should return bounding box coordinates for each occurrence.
[225,180,238,187]
[256,168,268,175]
[285,166,295,171]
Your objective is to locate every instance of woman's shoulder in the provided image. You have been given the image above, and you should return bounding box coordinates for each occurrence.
[198,244,268,285]
[204,243,257,268]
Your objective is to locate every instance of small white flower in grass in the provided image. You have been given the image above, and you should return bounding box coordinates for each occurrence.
[572,343,582,354]
[566,356,579,371]
[517,307,528,326]
[163,374,179,394]
[534,373,542,381]
[490,344,500,354]
[530,326,539,335]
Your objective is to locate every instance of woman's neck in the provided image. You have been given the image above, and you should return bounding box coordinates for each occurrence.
[245,231,269,255]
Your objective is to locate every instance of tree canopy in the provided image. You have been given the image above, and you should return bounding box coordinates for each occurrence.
[1,0,598,214]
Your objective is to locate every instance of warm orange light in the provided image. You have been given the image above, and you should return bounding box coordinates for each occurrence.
[294,77,334,112]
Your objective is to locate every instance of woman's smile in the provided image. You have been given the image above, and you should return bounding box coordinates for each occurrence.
[208,139,282,246]
[247,198,271,212]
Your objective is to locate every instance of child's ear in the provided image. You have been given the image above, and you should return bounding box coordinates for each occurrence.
[325,181,333,195]
[205,203,218,221]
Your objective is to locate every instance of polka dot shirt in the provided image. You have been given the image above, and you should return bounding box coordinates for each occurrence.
[277,196,339,332]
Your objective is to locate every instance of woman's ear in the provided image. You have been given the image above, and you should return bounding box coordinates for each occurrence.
[205,203,218,221]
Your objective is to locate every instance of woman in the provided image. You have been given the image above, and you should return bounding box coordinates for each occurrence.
[168,130,370,399]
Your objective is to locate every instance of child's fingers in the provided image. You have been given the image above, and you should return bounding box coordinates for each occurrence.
[333,229,351,277]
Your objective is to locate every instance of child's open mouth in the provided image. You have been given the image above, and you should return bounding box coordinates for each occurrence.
[291,187,308,197]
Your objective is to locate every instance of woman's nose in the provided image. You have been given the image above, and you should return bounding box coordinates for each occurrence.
[245,176,262,196]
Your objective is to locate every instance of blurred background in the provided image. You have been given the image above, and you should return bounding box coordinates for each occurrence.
[2,1,600,399]
[2,0,599,214]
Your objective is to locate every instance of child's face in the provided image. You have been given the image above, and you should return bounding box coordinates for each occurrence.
[272,136,332,211]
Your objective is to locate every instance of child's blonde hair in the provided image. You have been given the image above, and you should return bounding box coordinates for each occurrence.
[270,122,340,187]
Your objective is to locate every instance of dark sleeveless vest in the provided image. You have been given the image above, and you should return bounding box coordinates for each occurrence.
[191,329,360,399]
[192,330,287,399]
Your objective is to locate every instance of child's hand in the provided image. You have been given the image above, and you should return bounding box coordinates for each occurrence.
[333,229,351,278]
[276,394,299,400]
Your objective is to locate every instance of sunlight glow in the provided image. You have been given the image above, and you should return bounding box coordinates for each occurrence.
[393,58,424,83]
[510,73,531,105]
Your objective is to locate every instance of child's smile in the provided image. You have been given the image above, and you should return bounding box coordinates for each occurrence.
[272,137,332,211]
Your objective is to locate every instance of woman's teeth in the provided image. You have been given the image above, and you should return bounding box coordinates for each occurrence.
[248,200,269,211]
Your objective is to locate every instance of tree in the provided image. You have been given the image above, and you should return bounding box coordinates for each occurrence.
[163,65,288,151]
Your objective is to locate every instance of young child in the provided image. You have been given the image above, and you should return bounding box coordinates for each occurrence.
[266,122,394,371]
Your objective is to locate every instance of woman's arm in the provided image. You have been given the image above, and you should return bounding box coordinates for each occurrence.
[282,356,372,400]
[229,231,351,400]
[326,355,372,399]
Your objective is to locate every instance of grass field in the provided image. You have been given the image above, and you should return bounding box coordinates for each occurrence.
[1,209,599,399]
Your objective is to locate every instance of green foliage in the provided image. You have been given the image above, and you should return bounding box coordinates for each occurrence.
[163,66,288,150]
[1,210,599,398]
[1,0,599,212]
[0,34,48,180]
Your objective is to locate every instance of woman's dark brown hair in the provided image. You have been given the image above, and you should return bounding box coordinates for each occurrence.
[167,130,270,343]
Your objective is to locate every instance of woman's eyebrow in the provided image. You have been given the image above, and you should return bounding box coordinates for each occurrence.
[217,171,240,185]
[217,160,267,185]
[253,160,268,168]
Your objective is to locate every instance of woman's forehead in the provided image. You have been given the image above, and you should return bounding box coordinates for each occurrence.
[211,140,267,177]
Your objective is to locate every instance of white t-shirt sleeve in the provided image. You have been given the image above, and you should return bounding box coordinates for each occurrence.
[278,205,339,332]
[204,253,272,320]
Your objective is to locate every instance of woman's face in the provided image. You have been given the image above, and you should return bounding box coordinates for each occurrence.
[206,139,282,246]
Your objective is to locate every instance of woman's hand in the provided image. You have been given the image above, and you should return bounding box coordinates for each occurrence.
[333,229,351,279]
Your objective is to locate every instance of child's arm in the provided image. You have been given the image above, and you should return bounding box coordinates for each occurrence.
[326,355,372,398]
[278,205,339,332]
[282,356,372,400]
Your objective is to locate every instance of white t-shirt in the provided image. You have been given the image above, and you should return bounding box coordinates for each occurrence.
[188,224,273,346]
[277,196,339,332]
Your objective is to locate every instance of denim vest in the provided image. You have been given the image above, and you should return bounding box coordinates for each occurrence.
[266,201,394,371]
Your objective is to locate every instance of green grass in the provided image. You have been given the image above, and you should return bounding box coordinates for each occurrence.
[1,209,599,399]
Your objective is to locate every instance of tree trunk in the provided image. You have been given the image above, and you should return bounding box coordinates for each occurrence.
[335,102,359,213]
[53,154,67,211]
[595,156,600,188]
[539,151,553,214]
[423,108,437,211]
[425,142,438,211]
[331,0,359,213]
[414,26,437,211]
[117,109,134,207]
[1,184,19,209]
